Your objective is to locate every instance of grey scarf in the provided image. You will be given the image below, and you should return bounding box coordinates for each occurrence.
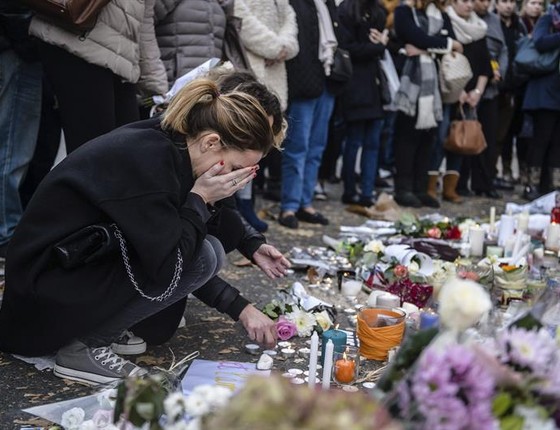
[394,3,444,129]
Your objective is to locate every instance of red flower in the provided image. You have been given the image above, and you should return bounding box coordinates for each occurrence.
[444,225,462,240]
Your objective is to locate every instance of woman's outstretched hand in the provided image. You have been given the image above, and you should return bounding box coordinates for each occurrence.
[191,161,257,205]
[253,244,291,279]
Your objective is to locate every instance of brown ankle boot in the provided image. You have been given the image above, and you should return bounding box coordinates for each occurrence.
[427,173,439,200]
[443,172,463,203]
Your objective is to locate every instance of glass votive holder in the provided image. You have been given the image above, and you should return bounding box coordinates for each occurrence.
[341,274,363,302]
[332,346,360,387]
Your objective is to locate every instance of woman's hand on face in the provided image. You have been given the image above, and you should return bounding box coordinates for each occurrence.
[191,161,257,205]
[239,304,277,348]
[252,244,291,279]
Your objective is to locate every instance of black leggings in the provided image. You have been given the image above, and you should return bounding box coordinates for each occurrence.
[38,41,139,153]
[131,208,246,345]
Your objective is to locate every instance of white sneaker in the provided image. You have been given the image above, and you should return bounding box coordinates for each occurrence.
[110,330,147,355]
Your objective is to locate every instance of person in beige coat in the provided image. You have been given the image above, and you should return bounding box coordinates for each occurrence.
[234,0,299,213]
[234,0,299,111]
[29,0,168,153]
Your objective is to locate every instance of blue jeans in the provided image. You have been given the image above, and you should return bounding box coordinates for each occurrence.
[430,104,462,172]
[0,50,42,245]
[342,119,384,199]
[281,90,335,212]
[381,110,397,168]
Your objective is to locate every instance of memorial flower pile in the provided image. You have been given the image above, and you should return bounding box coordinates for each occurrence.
[394,213,462,240]
[261,290,334,339]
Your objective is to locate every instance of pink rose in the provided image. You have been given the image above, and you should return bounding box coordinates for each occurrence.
[276,317,297,341]
[393,264,408,279]
[92,409,113,428]
[427,227,442,239]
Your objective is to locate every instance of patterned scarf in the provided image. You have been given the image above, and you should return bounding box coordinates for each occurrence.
[394,3,444,129]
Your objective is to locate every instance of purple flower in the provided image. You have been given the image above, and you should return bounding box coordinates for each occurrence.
[398,345,497,430]
[495,327,558,377]
[276,317,297,341]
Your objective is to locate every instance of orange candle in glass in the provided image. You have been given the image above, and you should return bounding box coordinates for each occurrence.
[335,351,356,384]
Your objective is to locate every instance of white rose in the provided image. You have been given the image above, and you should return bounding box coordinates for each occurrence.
[438,277,492,331]
[314,310,333,332]
[408,261,420,274]
[364,240,385,254]
[79,420,96,430]
[184,393,210,418]
[164,392,186,422]
[61,407,85,430]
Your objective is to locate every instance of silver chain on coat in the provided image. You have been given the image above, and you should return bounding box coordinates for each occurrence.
[112,225,183,302]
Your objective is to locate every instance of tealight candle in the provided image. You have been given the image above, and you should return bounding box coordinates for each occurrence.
[341,385,359,393]
[321,329,347,367]
[281,372,295,379]
[362,382,376,390]
[244,344,260,355]
[291,377,305,385]
[278,341,292,348]
[281,348,296,359]
[263,350,277,357]
[288,368,303,376]
[298,347,311,359]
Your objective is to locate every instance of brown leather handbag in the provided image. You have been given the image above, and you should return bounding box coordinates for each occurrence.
[444,105,487,155]
[21,0,111,32]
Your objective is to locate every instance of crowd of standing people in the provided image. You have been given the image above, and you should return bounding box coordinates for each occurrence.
[0,0,559,384]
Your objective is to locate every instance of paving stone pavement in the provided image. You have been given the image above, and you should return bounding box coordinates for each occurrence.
[0,178,525,428]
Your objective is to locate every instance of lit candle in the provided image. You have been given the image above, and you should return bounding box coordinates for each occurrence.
[322,340,334,390]
[419,311,440,330]
[321,328,347,366]
[334,348,356,384]
[546,222,560,251]
[469,226,485,257]
[489,206,496,234]
[308,332,319,388]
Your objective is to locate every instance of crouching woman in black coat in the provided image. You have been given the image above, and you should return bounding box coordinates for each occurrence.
[0,76,289,385]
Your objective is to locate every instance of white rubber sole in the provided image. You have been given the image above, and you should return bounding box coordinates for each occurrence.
[53,364,120,385]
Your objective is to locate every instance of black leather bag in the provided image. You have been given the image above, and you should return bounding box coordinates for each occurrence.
[377,63,392,105]
[53,223,119,269]
[329,48,353,83]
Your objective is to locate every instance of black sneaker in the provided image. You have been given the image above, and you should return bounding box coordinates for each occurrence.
[54,341,147,385]
[295,209,329,225]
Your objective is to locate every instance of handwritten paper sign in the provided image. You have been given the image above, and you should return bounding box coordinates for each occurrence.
[181,359,270,395]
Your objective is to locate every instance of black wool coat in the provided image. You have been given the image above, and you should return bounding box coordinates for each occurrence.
[0,118,250,356]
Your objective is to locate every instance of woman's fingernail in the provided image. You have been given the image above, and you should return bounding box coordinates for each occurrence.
[253,173,257,178]
[219,160,224,166]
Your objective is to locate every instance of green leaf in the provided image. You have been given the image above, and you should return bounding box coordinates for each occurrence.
[376,328,438,392]
[510,313,542,330]
[500,415,524,430]
[492,392,513,417]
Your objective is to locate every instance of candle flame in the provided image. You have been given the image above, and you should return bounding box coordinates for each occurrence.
[343,351,348,360]
[335,324,339,330]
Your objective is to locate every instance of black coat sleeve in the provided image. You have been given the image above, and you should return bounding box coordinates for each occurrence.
[192,276,251,320]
